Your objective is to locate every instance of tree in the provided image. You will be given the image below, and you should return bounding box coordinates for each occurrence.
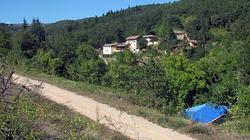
[162,55,207,111]
[67,43,106,84]
[30,19,45,42]
[103,51,135,88]
[20,31,40,58]
[0,27,11,50]
[22,18,28,31]
[20,19,46,58]
[239,41,250,84]
[194,42,241,106]
[169,16,183,29]
[231,86,250,118]
[156,18,178,51]
[185,18,210,43]
[158,28,177,51]
[138,38,147,49]
[33,49,63,75]
[127,60,171,111]
[115,28,125,43]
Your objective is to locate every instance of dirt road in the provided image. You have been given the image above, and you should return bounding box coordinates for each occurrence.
[13,74,194,140]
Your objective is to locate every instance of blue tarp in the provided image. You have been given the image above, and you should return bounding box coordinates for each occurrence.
[185,103,228,124]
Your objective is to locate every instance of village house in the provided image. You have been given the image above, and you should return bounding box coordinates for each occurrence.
[143,35,159,46]
[126,35,141,53]
[102,43,117,55]
[102,42,130,55]
[173,30,187,40]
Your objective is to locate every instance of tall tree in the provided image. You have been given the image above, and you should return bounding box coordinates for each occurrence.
[115,28,125,43]
[22,18,28,31]
[20,19,46,58]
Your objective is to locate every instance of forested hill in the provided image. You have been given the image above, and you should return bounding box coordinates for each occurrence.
[43,0,250,48]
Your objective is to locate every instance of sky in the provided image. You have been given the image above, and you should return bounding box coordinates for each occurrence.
[0,0,175,24]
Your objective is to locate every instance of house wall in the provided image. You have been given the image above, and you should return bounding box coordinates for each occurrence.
[112,47,118,53]
[145,38,159,46]
[103,46,112,55]
[127,40,139,53]
[176,34,186,40]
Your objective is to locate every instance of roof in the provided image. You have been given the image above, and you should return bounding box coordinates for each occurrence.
[126,35,141,40]
[143,35,158,38]
[173,30,186,34]
[116,42,129,47]
[189,40,198,44]
[185,103,228,124]
[103,43,117,47]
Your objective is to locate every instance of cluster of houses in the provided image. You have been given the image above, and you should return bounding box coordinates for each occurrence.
[102,35,159,55]
[102,30,198,55]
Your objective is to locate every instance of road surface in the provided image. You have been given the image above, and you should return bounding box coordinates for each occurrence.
[13,74,194,140]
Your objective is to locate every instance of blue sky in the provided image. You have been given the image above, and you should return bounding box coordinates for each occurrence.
[0,0,175,24]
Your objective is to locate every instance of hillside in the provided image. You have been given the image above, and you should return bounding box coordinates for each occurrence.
[44,0,249,47]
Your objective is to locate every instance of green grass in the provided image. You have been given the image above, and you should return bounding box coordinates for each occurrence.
[16,66,250,140]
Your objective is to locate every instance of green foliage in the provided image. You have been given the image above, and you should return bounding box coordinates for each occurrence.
[138,38,147,49]
[0,27,11,49]
[231,86,250,118]
[128,60,172,111]
[194,42,241,106]
[209,28,230,41]
[115,28,125,43]
[67,43,106,84]
[162,55,207,111]
[183,46,208,60]
[155,17,178,51]
[20,20,46,58]
[238,41,250,84]
[33,49,63,74]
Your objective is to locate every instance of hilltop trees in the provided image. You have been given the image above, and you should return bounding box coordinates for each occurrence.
[20,19,46,58]
[0,27,11,49]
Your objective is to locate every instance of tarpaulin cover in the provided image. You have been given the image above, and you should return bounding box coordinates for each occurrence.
[185,103,228,124]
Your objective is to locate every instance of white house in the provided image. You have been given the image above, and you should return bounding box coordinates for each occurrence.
[102,43,117,55]
[173,30,187,40]
[126,35,141,53]
[143,35,159,46]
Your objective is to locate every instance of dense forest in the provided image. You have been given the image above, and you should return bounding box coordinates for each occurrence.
[0,0,250,133]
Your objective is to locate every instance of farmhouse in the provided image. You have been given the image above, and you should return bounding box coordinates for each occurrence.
[126,35,141,53]
[173,30,187,40]
[102,42,130,55]
[143,35,159,46]
[102,43,117,55]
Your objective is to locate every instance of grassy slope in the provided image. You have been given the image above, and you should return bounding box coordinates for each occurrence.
[0,84,128,139]
[16,66,249,140]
